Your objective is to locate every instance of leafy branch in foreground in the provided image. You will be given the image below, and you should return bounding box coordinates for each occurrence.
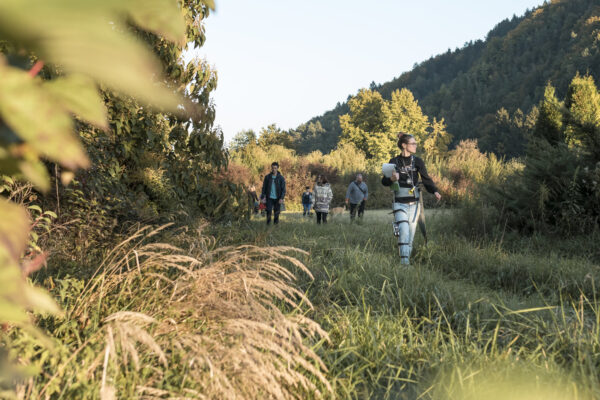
[0,0,213,393]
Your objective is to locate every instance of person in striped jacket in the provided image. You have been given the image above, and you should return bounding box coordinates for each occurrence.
[312,175,333,224]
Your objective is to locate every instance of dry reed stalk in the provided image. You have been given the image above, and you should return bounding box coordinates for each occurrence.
[30,224,332,399]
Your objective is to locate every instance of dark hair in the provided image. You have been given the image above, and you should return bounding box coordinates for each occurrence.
[397,132,414,149]
[305,186,310,189]
[320,175,328,184]
[271,161,279,167]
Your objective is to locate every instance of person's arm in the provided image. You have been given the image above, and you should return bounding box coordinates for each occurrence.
[363,184,368,201]
[345,184,352,203]
[417,158,441,200]
[279,176,286,202]
[328,186,333,203]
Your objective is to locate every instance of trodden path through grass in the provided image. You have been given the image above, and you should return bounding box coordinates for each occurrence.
[214,209,600,399]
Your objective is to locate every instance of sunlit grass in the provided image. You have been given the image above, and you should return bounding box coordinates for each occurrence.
[12,209,600,399]
[215,209,600,399]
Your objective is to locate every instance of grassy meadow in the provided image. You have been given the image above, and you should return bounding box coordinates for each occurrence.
[8,205,599,399]
[210,208,600,399]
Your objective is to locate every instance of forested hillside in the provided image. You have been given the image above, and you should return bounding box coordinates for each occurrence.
[297,0,600,157]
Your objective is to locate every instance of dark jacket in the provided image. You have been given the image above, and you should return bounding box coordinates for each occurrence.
[261,172,286,200]
[301,191,313,204]
[381,155,438,201]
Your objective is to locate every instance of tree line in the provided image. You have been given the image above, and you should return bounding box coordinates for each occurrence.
[290,0,600,158]
[230,72,600,232]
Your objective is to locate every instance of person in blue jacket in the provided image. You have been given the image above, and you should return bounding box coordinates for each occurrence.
[261,162,286,225]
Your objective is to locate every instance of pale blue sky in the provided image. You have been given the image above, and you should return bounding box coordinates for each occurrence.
[193,0,545,143]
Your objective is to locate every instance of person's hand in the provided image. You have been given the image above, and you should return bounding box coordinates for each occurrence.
[279,199,283,204]
[261,198,266,204]
[345,199,349,204]
[434,192,442,201]
[390,172,399,182]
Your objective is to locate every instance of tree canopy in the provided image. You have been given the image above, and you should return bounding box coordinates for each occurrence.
[339,88,451,163]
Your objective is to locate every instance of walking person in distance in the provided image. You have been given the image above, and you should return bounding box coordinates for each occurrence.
[261,162,286,225]
[381,133,441,264]
[345,173,368,223]
[301,186,313,216]
[312,175,333,224]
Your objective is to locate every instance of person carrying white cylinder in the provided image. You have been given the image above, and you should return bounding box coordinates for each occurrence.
[381,133,441,265]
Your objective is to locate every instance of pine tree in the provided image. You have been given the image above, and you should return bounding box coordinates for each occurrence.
[563,74,600,161]
[533,84,563,146]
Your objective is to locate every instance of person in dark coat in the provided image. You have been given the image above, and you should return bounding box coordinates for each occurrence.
[261,162,286,225]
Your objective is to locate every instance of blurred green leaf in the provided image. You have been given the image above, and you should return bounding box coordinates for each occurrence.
[18,159,51,192]
[125,0,186,44]
[0,297,29,323]
[0,61,90,172]
[22,285,61,316]
[0,200,60,325]
[0,0,186,111]
[0,200,29,260]
[44,75,108,129]
[0,254,61,326]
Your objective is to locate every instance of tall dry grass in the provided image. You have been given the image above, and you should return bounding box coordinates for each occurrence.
[14,224,331,399]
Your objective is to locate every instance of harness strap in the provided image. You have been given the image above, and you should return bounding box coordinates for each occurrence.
[391,208,408,215]
[412,200,419,223]
[418,194,428,246]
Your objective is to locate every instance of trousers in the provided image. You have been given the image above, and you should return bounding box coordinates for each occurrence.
[316,211,328,224]
[393,202,418,264]
[266,198,281,224]
[349,200,365,220]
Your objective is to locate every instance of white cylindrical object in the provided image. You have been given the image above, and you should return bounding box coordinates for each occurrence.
[382,163,396,178]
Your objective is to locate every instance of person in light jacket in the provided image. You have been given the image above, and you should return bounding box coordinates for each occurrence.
[312,175,333,224]
[345,173,368,222]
